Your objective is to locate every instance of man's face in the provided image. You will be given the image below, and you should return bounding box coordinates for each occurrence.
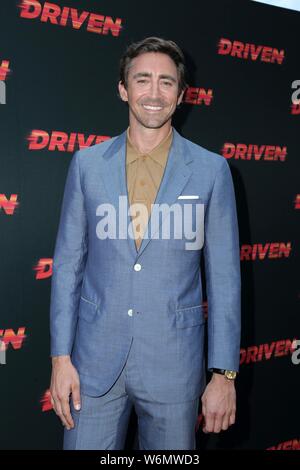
[118,52,185,129]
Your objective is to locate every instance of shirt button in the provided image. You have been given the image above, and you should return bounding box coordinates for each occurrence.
[128,309,133,316]
[134,263,142,271]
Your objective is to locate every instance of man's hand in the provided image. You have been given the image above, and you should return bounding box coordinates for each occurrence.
[201,373,236,433]
[50,355,81,430]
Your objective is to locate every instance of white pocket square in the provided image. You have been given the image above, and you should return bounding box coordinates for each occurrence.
[177,195,199,199]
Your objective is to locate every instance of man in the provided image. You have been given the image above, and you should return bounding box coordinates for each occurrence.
[49,36,241,450]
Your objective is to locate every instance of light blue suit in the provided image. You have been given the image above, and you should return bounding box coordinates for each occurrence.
[50,126,241,449]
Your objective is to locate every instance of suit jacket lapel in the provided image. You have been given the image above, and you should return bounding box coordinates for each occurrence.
[100,130,138,259]
[98,127,193,260]
[137,128,193,257]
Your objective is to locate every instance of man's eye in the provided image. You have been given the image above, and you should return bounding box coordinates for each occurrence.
[163,82,172,86]
[137,79,146,83]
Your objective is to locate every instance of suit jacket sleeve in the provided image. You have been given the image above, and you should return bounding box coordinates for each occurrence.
[49,150,88,357]
[204,157,241,372]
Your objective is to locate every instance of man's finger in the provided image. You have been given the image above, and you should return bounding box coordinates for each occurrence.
[72,384,81,411]
[203,412,215,433]
[221,414,230,431]
[53,398,70,429]
[50,394,55,409]
[229,411,236,425]
[213,415,223,433]
[61,398,74,428]
[51,394,59,415]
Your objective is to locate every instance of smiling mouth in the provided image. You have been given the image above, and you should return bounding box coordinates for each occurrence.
[142,105,163,112]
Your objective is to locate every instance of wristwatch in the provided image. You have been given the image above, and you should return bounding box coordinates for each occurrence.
[211,368,237,380]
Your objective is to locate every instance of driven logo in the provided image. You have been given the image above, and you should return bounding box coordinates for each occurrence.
[0,194,19,215]
[222,143,287,162]
[183,86,213,106]
[218,38,285,64]
[33,258,53,279]
[18,1,123,37]
[27,129,111,152]
[240,338,297,364]
[0,328,27,361]
[241,242,292,260]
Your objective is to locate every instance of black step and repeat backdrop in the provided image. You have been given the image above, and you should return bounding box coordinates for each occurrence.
[0,0,299,450]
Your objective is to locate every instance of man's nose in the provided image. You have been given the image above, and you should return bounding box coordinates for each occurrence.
[148,81,161,98]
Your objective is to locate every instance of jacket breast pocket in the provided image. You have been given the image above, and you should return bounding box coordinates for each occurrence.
[175,305,205,328]
[78,295,99,323]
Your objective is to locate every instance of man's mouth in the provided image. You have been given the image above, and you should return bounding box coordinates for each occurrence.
[142,104,163,111]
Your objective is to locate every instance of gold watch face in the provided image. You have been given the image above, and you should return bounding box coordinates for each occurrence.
[225,370,237,380]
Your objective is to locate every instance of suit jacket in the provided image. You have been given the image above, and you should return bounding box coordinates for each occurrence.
[49,126,241,403]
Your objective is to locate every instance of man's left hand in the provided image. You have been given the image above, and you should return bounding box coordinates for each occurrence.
[201,373,236,433]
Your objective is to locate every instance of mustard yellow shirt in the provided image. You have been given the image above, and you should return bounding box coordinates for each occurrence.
[126,126,173,251]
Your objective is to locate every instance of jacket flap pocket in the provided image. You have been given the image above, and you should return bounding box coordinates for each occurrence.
[78,296,98,323]
[175,305,205,328]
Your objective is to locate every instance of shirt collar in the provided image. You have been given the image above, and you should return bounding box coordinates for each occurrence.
[126,126,173,167]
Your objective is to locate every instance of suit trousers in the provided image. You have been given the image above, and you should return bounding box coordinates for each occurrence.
[63,337,200,450]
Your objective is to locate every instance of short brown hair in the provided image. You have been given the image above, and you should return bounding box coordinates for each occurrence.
[119,36,188,96]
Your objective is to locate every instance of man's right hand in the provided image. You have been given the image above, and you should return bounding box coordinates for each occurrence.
[50,355,81,430]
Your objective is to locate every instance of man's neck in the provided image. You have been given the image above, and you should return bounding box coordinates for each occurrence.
[127,122,172,155]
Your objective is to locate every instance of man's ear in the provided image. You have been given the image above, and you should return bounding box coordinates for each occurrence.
[118,81,128,102]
